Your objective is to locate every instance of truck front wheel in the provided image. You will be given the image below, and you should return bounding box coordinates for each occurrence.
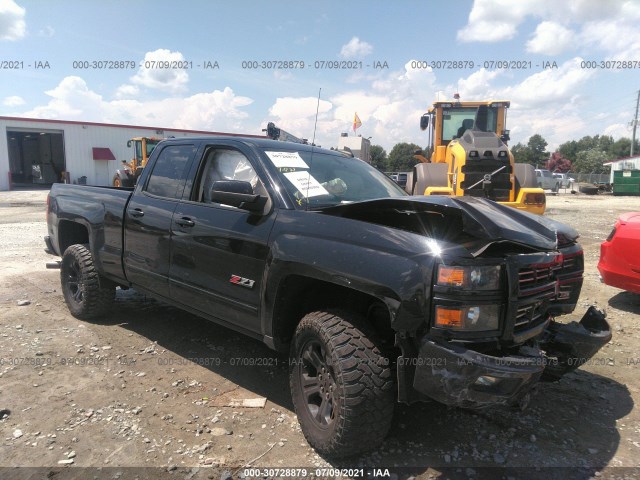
[290,310,394,457]
[61,244,115,320]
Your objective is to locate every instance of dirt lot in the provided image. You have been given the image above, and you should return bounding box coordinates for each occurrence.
[1,189,639,480]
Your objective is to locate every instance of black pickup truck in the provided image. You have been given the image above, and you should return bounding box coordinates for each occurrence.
[45,136,611,457]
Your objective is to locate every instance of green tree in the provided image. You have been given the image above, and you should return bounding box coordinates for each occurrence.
[609,137,640,158]
[558,140,578,162]
[511,142,533,165]
[369,144,387,170]
[388,142,422,171]
[527,134,548,168]
[573,149,611,173]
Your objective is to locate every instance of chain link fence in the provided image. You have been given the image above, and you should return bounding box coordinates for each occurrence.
[573,173,610,184]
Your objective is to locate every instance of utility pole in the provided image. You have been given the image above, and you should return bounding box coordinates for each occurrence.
[632,90,640,157]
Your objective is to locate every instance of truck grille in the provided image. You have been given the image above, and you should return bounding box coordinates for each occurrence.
[518,264,559,298]
[514,302,545,328]
[511,257,562,336]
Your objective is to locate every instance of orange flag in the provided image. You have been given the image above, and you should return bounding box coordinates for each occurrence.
[353,113,362,132]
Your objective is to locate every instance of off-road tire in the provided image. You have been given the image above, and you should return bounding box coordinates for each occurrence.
[413,163,448,195]
[60,244,115,320]
[290,310,394,457]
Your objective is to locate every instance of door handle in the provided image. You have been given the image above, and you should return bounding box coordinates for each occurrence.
[175,217,195,228]
[130,208,144,218]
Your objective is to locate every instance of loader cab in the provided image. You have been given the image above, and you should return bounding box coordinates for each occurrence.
[127,137,161,169]
[420,101,510,163]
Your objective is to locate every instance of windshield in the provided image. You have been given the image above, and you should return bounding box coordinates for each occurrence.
[146,140,160,157]
[441,107,498,142]
[262,149,406,208]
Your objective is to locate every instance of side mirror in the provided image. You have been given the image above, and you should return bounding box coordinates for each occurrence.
[420,114,430,131]
[127,140,132,148]
[210,180,266,214]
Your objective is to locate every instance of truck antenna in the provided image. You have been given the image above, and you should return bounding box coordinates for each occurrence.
[306,88,322,206]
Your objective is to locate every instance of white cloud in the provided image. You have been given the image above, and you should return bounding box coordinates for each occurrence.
[526,21,574,55]
[269,97,332,119]
[0,0,26,40]
[457,0,633,48]
[23,76,105,119]
[457,69,503,98]
[339,37,373,58]
[114,84,140,99]
[603,123,630,139]
[18,76,254,133]
[499,58,594,110]
[580,18,640,60]
[131,49,189,93]
[457,0,539,43]
[3,95,25,107]
[263,61,438,150]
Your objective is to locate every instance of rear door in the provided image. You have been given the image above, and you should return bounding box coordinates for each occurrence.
[169,141,277,334]
[124,142,198,298]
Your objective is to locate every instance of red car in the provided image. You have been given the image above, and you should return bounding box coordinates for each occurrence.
[598,212,640,294]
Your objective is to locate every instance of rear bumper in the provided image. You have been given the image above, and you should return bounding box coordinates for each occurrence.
[409,306,611,408]
[44,235,57,256]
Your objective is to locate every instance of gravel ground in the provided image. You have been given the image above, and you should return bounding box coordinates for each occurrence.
[0,188,639,480]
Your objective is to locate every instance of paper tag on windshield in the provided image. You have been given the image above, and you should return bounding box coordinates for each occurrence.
[283,171,329,198]
[266,151,308,169]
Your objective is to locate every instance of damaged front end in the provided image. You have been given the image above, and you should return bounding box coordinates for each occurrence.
[410,307,611,408]
[320,195,612,408]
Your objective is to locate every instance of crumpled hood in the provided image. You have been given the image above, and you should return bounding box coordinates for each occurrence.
[319,196,578,254]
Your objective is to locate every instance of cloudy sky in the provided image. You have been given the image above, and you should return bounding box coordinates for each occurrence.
[1,0,639,151]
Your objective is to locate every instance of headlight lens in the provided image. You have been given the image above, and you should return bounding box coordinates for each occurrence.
[434,305,500,331]
[437,265,501,290]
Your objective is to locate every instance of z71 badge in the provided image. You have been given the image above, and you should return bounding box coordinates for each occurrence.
[229,275,255,289]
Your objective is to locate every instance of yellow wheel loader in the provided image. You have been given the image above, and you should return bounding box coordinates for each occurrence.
[408,100,546,215]
[113,137,162,187]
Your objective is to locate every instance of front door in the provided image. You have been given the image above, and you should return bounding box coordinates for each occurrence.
[169,144,276,334]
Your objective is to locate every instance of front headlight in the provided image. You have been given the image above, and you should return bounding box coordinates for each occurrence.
[434,304,500,331]
[437,265,502,290]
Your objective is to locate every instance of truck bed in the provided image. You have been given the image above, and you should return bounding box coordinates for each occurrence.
[46,183,133,283]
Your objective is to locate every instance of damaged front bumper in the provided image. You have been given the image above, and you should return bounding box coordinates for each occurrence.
[410,306,612,408]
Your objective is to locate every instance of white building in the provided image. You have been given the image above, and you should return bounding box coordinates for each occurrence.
[0,116,261,191]
[604,155,640,183]
[337,134,371,163]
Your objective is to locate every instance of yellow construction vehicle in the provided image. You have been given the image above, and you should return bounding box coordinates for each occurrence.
[113,137,162,187]
[408,99,546,214]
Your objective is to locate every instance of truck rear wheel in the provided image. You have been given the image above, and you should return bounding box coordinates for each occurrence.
[290,310,394,457]
[61,244,115,320]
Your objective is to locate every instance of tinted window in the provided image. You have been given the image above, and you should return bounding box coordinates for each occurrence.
[145,145,196,199]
